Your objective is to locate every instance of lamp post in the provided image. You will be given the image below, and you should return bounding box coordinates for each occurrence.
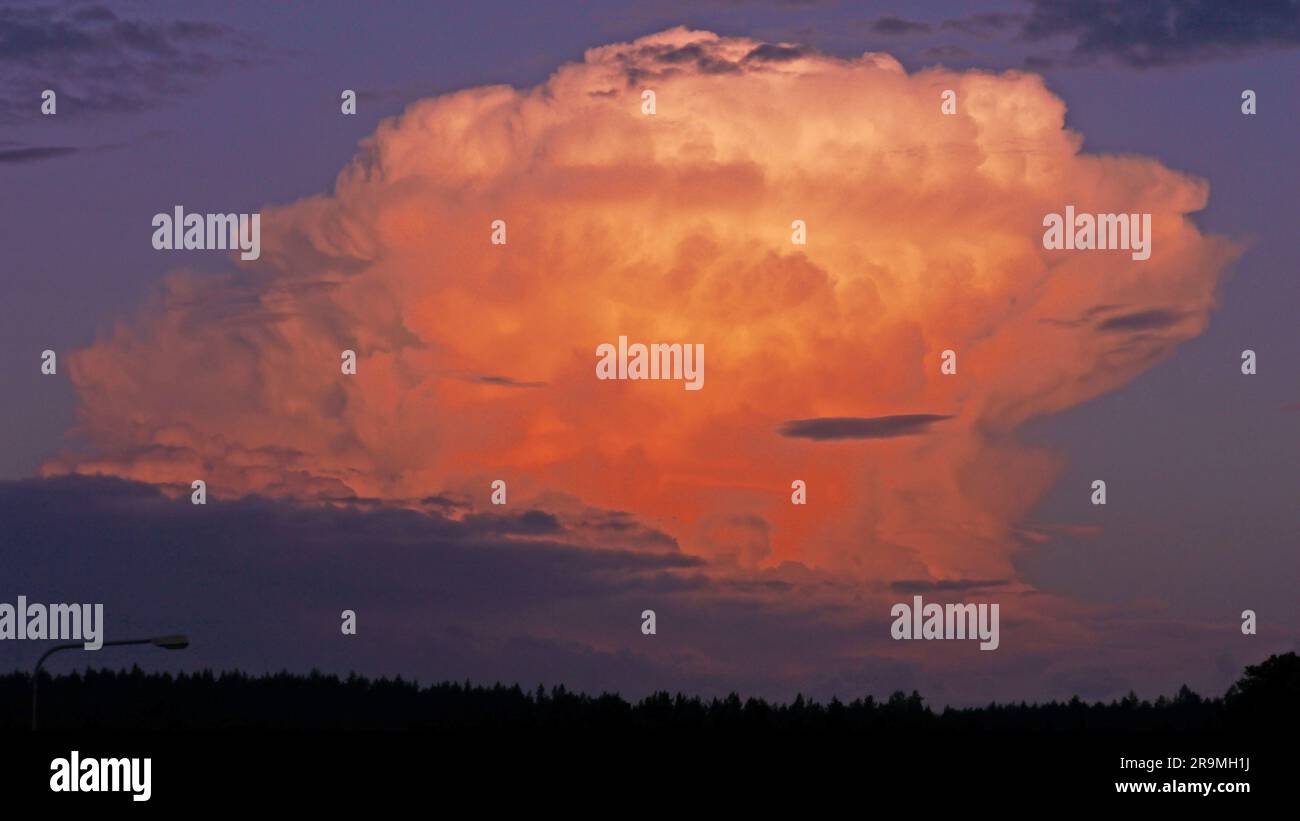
[32,634,189,731]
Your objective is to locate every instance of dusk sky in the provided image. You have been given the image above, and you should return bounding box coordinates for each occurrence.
[2,0,1297,707]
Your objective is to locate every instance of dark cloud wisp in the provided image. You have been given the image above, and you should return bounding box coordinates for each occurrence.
[1019,0,1300,68]
[777,414,953,441]
[0,3,262,122]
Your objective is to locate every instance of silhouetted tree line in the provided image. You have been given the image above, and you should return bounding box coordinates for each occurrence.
[4,652,1296,732]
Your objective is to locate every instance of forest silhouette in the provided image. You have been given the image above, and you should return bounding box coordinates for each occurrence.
[6,652,1296,732]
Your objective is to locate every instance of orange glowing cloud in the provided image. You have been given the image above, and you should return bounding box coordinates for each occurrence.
[45,28,1237,584]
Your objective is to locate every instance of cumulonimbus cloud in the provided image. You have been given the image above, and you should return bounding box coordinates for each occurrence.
[45,27,1237,585]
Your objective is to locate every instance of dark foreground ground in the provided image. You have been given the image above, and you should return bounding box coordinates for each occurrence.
[3,652,1295,807]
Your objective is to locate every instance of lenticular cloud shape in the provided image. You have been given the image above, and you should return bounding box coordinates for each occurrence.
[46,28,1236,582]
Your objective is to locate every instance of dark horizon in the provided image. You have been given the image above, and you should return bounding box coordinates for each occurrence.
[11,651,1299,732]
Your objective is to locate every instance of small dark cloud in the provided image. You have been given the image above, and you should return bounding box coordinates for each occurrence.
[0,145,77,163]
[657,43,706,64]
[463,509,563,537]
[1019,0,1300,68]
[1041,303,1126,328]
[1096,309,1185,333]
[743,43,810,62]
[869,16,932,36]
[778,414,952,441]
[353,89,389,103]
[419,493,474,515]
[0,134,159,164]
[477,374,547,389]
[621,36,822,84]
[697,56,744,74]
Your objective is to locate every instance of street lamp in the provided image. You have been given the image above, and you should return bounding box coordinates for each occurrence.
[32,634,190,731]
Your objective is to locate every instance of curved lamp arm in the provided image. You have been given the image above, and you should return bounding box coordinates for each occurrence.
[32,635,189,731]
